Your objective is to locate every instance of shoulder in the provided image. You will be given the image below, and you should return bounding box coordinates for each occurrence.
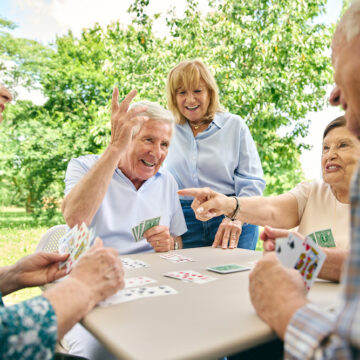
[157,168,178,186]
[290,180,329,198]
[68,154,100,170]
[214,112,248,130]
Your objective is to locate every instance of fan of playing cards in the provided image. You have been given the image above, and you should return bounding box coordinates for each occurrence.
[275,233,327,291]
[58,223,95,273]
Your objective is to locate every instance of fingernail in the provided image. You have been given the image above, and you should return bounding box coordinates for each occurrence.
[197,207,204,213]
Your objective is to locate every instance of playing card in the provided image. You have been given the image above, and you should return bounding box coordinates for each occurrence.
[159,253,194,263]
[295,236,326,290]
[58,223,94,273]
[99,285,177,306]
[314,229,336,247]
[131,217,161,242]
[207,264,251,274]
[125,276,157,288]
[275,234,304,268]
[164,270,216,284]
[121,258,150,269]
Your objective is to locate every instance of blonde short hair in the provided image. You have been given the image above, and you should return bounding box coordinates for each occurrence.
[130,101,175,137]
[166,59,221,125]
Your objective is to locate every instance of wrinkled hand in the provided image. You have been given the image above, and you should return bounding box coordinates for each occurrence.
[110,88,148,153]
[249,252,308,339]
[212,218,242,249]
[178,187,234,221]
[69,238,125,305]
[14,252,69,289]
[260,225,290,252]
[144,225,173,252]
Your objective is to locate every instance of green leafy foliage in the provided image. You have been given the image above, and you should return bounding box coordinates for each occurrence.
[0,0,335,219]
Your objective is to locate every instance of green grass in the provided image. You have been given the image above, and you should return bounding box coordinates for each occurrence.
[0,207,48,305]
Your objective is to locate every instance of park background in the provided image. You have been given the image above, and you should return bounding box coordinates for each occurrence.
[0,0,349,303]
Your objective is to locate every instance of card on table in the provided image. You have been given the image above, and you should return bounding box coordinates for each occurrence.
[121,257,150,269]
[164,270,216,284]
[131,216,161,242]
[275,233,326,290]
[58,222,95,273]
[99,285,177,306]
[159,252,194,263]
[307,228,336,248]
[125,276,157,288]
[207,264,251,274]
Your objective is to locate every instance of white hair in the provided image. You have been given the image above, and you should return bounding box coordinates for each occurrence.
[130,101,175,137]
[336,0,360,44]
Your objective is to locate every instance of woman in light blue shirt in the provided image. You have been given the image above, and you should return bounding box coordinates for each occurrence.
[164,59,265,250]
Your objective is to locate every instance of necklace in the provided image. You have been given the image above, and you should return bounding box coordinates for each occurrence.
[188,120,210,130]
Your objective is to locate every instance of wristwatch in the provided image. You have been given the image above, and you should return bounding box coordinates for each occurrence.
[174,241,179,250]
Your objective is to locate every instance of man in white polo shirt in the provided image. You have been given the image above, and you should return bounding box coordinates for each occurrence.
[62,88,187,255]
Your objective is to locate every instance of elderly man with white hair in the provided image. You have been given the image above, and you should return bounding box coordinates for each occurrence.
[62,89,187,254]
[248,1,360,358]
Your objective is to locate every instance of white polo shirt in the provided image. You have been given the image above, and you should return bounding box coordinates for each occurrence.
[64,155,187,255]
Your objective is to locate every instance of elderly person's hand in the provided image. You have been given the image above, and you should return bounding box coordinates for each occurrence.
[0,252,69,296]
[178,187,235,221]
[212,217,242,249]
[260,225,290,252]
[144,225,174,252]
[110,88,149,153]
[68,238,125,306]
[249,252,308,339]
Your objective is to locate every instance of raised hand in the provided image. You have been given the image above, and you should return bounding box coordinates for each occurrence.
[110,88,148,153]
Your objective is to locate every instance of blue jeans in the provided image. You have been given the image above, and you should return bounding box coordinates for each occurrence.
[180,200,258,250]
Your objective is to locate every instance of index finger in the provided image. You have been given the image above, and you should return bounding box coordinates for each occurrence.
[178,188,207,198]
[118,89,137,113]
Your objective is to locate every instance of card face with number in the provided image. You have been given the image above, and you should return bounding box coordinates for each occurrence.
[276,233,326,291]
[99,285,177,306]
[159,253,194,263]
[164,270,216,284]
[207,264,251,274]
[121,258,150,269]
[125,276,157,288]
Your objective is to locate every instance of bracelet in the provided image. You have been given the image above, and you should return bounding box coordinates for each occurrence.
[224,196,240,221]
[174,240,179,250]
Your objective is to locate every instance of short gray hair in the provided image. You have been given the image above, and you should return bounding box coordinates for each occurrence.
[130,101,175,137]
[333,0,360,49]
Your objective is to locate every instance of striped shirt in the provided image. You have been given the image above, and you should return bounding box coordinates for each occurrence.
[285,164,360,359]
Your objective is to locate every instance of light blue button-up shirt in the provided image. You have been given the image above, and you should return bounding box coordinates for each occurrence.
[164,112,265,200]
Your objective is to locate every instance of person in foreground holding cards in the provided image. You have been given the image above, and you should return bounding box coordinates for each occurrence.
[249,2,360,358]
[179,115,360,250]
[62,89,186,254]
[0,84,125,360]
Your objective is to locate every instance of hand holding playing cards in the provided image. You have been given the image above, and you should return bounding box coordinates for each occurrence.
[249,252,308,339]
[68,238,125,306]
[110,88,148,154]
[260,225,290,252]
[1,252,69,295]
[144,225,174,252]
[178,187,234,221]
[212,217,242,249]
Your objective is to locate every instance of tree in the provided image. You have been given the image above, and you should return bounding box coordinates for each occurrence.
[0,0,335,219]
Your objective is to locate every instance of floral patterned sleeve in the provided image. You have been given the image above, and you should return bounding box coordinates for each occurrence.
[0,292,57,360]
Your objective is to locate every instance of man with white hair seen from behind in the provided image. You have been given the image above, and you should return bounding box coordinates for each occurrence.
[249,1,360,358]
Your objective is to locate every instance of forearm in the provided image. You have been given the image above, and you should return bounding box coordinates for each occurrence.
[62,145,121,227]
[0,264,19,296]
[319,248,348,282]
[234,196,299,229]
[43,278,96,340]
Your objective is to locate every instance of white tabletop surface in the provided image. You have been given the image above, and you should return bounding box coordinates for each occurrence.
[81,247,341,360]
